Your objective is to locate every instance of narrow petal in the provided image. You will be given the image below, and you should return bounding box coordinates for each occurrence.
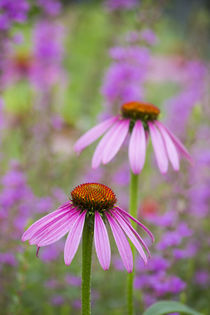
[22,203,73,241]
[92,120,122,169]
[148,122,168,173]
[155,121,179,171]
[106,212,133,272]
[74,116,118,154]
[157,122,193,165]
[64,211,86,266]
[37,211,81,246]
[115,206,154,242]
[114,209,151,257]
[94,212,111,270]
[28,208,79,244]
[102,119,130,164]
[129,120,146,174]
[110,210,148,264]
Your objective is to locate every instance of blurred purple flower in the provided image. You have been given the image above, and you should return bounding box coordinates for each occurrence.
[44,279,58,289]
[0,252,17,266]
[140,29,158,46]
[105,0,138,11]
[166,60,206,137]
[173,242,197,260]
[37,0,61,16]
[156,223,193,252]
[72,299,81,309]
[36,197,54,213]
[195,271,210,287]
[101,47,150,111]
[31,20,66,89]
[0,0,29,30]
[147,210,178,227]
[51,295,64,305]
[51,115,64,130]
[40,244,62,263]
[112,164,129,186]
[66,274,81,287]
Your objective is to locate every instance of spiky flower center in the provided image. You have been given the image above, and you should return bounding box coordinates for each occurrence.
[121,101,160,121]
[71,183,117,212]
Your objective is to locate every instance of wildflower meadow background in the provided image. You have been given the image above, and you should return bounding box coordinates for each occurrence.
[0,0,209,314]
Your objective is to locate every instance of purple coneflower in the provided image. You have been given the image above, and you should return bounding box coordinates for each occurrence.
[74,101,192,174]
[22,183,153,272]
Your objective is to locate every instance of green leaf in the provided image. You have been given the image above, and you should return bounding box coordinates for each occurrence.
[143,301,202,315]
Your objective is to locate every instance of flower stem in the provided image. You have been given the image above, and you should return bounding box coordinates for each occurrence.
[82,216,94,315]
[127,171,139,315]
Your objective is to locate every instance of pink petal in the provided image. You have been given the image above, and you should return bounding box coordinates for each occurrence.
[110,210,148,264]
[129,120,146,174]
[102,119,130,164]
[115,206,154,242]
[157,122,193,165]
[94,212,111,270]
[155,121,179,171]
[148,122,168,173]
[114,209,151,257]
[106,212,133,272]
[64,211,86,265]
[37,211,81,246]
[29,209,78,244]
[92,120,121,169]
[22,203,73,241]
[74,116,118,154]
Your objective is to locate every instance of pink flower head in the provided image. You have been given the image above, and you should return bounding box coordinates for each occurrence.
[74,101,192,174]
[22,183,154,272]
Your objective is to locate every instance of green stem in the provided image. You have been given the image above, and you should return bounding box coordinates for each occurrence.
[82,216,94,315]
[127,171,139,315]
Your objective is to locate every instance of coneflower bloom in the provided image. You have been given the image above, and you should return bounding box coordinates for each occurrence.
[22,183,154,272]
[74,101,192,174]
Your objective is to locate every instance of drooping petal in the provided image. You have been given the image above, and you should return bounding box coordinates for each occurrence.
[110,210,147,264]
[128,120,146,174]
[102,119,130,164]
[64,211,86,266]
[155,121,179,171]
[74,116,118,154]
[157,121,193,165]
[22,203,73,241]
[106,212,133,272]
[148,122,168,174]
[29,208,78,245]
[37,211,81,246]
[114,209,151,257]
[94,212,111,270]
[92,120,122,169]
[115,206,154,242]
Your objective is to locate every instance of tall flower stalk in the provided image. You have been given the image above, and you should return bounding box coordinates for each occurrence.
[127,171,139,314]
[82,215,94,315]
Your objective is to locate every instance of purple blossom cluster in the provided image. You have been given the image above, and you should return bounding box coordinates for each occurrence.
[0,161,35,271]
[2,19,66,91]
[37,0,61,16]
[188,126,210,218]
[31,20,66,90]
[165,60,206,138]
[0,0,29,31]
[105,0,138,11]
[101,46,150,113]
[125,29,158,46]
[0,160,67,271]
[134,211,192,306]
